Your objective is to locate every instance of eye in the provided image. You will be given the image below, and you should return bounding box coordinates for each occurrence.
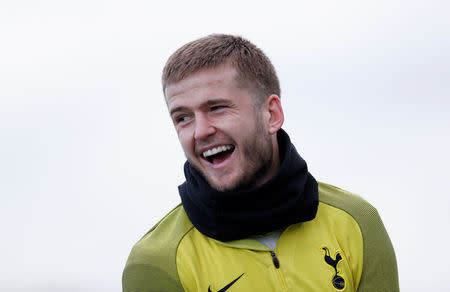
[174,115,191,124]
[211,105,226,111]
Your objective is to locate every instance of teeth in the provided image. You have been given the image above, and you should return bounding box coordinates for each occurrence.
[203,145,233,158]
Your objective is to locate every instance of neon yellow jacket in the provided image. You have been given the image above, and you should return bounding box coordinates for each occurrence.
[123,182,399,291]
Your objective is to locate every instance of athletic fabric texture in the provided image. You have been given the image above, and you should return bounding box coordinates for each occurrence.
[179,129,318,241]
[122,183,399,291]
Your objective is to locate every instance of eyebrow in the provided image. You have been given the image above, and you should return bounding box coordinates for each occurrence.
[169,106,188,116]
[202,98,231,108]
[169,98,231,116]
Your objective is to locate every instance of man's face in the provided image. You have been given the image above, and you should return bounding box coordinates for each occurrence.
[165,64,277,191]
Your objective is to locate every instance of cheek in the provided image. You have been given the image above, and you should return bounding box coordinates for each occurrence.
[177,131,194,153]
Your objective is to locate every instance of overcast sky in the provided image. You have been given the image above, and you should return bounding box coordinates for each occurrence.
[1,0,449,291]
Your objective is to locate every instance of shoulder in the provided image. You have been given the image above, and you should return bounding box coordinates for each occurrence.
[317,181,399,292]
[317,181,392,247]
[129,204,193,259]
[122,204,194,292]
[318,181,379,221]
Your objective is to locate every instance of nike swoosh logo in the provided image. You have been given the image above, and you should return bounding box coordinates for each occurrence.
[207,273,244,292]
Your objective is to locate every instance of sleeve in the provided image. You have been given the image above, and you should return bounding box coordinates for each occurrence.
[122,205,192,292]
[122,261,184,292]
[356,205,399,292]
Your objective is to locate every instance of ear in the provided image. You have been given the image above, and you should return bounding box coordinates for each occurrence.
[266,94,284,135]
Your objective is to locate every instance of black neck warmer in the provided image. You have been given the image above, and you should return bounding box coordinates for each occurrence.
[178,129,319,242]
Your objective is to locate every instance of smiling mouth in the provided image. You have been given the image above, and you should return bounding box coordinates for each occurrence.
[202,145,235,164]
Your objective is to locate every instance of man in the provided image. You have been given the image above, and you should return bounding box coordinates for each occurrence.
[123,34,399,292]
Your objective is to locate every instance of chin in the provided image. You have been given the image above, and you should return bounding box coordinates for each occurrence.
[208,179,234,192]
[210,176,250,192]
[207,175,240,192]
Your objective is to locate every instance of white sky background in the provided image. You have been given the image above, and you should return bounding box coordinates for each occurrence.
[1,0,449,291]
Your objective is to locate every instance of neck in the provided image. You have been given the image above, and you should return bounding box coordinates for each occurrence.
[253,135,280,188]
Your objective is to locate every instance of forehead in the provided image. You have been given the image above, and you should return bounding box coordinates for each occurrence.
[165,64,241,102]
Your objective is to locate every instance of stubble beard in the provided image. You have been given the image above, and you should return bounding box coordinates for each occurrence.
[226,128,273,191]
[188,118,275,192]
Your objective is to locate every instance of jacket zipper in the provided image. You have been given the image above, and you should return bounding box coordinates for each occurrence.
[270,251,287,290]
[270,251,280,268]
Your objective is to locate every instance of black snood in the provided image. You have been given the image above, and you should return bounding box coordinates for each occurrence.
[178,129,318,241]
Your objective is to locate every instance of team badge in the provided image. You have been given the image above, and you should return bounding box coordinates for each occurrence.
[322,247,345,290]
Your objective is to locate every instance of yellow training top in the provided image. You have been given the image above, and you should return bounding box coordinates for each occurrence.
[123,182,399,292]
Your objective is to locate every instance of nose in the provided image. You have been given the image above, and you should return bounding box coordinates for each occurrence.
[194,114,216,140]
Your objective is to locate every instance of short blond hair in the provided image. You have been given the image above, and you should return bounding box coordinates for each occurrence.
[162,34,280,102]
